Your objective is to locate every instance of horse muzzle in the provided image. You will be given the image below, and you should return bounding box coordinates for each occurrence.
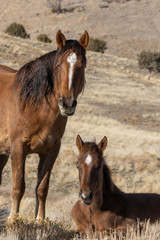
[58,98,77,116]
[80,191,93,206]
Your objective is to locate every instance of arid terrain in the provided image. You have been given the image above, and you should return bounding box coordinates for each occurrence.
[0,0,160,239]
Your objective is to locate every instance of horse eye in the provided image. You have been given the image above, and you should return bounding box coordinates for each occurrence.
[79,63,85,69]
[56,64,61,69]
[95,165,101,170]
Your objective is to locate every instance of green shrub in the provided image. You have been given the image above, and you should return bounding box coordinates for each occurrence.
[88,37,107,53]
[5,23,29,38]
[37,34,52,43]
[137,50,160,73]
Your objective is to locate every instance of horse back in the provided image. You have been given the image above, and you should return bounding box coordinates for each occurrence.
[0,66,16,87]
[126,193,160,222]
[0,64,17,73]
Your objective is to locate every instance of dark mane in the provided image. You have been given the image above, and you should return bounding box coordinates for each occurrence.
[13,51,56,110]
[13,40,86,110]
[103,163,114,193]
[103,162,123,196]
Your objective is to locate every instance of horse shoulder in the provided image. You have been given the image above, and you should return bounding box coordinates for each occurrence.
[11,106,67,153]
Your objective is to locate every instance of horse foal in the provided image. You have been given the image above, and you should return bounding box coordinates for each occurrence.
[72,135,160,235]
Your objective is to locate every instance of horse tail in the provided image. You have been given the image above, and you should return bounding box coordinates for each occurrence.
[0,155,9,184]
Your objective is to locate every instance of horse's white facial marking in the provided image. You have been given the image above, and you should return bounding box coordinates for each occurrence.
[67,52,77,90]
[85,154,92,166]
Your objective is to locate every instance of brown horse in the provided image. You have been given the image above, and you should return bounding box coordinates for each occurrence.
[72,135,160,235]
[0,30,89,221]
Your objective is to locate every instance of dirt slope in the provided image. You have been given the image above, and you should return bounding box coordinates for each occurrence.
[1,0,160,58]
[0,0,160,230]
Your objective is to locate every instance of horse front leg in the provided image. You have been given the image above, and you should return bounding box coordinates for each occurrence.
[72,202,94,237]
[36,141,61,220]
[9,142,26,221]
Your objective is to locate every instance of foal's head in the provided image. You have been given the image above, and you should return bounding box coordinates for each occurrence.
[76,135,107,205]
[55,30,89,116]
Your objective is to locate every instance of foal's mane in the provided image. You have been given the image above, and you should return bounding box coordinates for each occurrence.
[103,162,123,196]
[103,163,114,192]
[13,40,86,110]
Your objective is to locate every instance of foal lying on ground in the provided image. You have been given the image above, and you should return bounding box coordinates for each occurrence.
[72,135,160,235]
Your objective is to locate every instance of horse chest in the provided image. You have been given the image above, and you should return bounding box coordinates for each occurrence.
[29,121,67,153]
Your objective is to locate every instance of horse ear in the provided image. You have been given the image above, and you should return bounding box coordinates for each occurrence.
[79,31,89,49]
[56,30,66,50]
[98,136,108,153]
[76,135,84,152]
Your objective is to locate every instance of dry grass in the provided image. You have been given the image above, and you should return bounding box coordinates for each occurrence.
[0,218,160,240]
[0,217,74,240]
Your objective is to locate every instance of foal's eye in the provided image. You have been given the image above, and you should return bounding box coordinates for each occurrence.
[56,64,61,69]
[95,165,101,170]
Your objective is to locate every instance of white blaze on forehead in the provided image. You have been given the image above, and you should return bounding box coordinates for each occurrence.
[67,52,77,90]
[85,154,92,166]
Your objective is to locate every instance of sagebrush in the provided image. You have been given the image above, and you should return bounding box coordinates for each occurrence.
[88,37,106,53]
[5,23,29,39]
[47,0,62,13]
[137,50,160,73]
[37,34,52,43]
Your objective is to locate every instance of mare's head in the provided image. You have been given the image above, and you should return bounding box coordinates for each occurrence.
[55,30,89,116]
[76,135,107,205]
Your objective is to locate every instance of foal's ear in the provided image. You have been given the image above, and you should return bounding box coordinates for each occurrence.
[56,30,66,50]
[79,31,89,49]
[98,136,108,153]
[76,135,84,152]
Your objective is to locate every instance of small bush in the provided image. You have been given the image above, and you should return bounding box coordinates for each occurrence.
[137,50,160,73]
[37,34,52,43]
[5,23,29,39]
[88,37,107,53]
[47,0,62,14]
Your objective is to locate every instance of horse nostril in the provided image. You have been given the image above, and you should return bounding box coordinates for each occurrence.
[89,191,93,200]
[58,98,66,107]
[58,98,77,110]
[81,191,93,200]
[81,193,87,200]
[58,98,63,106]
[72,99,77,108]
